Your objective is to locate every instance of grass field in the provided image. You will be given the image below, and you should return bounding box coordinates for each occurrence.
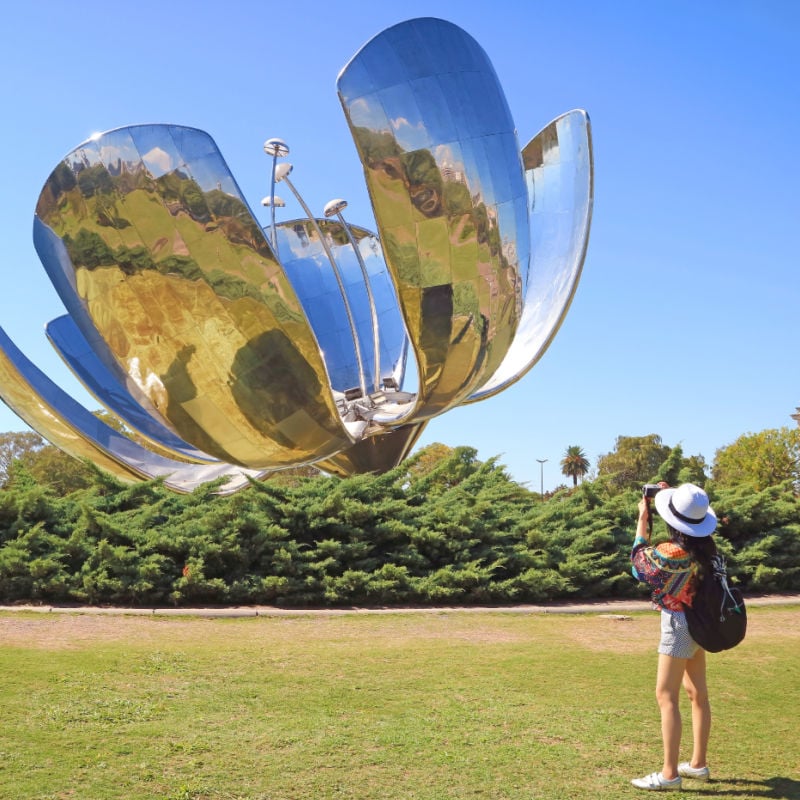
[1,606,798,800]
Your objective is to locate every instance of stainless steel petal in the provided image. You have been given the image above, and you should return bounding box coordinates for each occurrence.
[34,124,353,469]
[464,110,594,402]
[314,421,428,477]
[338,18,529,422]
[274,218,409,402]
[0,326,267,494]
[46,314,220,463]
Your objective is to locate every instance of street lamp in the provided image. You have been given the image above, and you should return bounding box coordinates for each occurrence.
[536,458,548,499]
[263,137,289,250]
[267,152,368,400]
[324,198,381,393]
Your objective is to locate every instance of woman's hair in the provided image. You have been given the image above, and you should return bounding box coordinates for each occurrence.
[668,524,718,576]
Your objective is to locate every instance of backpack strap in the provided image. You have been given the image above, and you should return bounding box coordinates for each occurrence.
[711,555,744,621]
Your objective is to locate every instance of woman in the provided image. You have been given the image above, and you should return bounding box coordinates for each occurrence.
[630,482,718,790]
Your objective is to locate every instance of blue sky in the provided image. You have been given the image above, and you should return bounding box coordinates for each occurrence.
[1,0,797,491]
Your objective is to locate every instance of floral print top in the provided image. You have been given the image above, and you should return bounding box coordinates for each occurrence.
[631,534,697,611]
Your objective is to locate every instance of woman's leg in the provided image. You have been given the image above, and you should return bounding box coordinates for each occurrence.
[655,653,687,780]
[682,648,711,768]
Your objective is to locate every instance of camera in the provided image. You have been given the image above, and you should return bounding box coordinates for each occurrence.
[642,484,662,499]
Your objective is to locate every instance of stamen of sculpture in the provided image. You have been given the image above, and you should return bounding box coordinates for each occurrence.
[0,17,593,493]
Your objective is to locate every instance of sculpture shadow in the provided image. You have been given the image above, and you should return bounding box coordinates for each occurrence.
[692,777,800,799]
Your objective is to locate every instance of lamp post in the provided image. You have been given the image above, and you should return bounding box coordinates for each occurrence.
[536,458,548,500]
[324,198,381,393]
[266,155,368,400]
[263,137,289,250]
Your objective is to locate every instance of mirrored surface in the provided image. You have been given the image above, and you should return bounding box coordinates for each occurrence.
[274,219,408,398]
[35,124,352,468]
[465,110,593,402]
[315,421,427,477]
[0,326,267,494]
[12,18,592,491]
[338,17,529,421]
[46,314,220,463]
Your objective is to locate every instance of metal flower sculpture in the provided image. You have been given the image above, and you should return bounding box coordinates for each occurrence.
[0,18,593,493]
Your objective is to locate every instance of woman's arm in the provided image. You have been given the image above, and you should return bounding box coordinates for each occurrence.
[631,498,654,580]
[635,497,650,543]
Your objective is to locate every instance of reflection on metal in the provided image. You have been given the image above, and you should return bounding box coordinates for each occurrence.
[0,327,265,494]
[46,314,220,463]
[464,110,593,402]
[315,421,428,478]
[0,17,592,493]
[33,124,352,471]
[337,17,530,422]
[271,217,408,404]
[273,156,368,399]
[324,198,382,393]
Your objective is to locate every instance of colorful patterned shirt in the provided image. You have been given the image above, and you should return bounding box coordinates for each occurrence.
[631,534,697,611]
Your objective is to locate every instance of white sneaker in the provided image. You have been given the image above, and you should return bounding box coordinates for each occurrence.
[678,762,710,781]
[631,772,682,790]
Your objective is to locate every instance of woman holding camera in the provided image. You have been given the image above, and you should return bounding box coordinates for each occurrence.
[630,482,719,791]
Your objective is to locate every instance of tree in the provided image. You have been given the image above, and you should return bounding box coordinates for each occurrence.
[405,443,456,479]
[406,445,483,494]
[596,434,671,492]
[0,410,128,494]
[654,445,688,486]
[0,431,46,486]
[15,445,95,495]
[677,454,708,486]
[712,427,800,491]
[561,445,590,486]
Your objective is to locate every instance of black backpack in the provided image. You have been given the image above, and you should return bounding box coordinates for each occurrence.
[685,555,747,653]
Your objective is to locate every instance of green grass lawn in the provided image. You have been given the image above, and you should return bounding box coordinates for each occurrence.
[1,607,798,800]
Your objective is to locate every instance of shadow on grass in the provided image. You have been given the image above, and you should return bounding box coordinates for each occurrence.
[698,777,800,799]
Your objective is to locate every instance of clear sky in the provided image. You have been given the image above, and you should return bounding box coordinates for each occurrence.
[1,0,797,491]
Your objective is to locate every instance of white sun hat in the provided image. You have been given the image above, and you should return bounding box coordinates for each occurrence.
[654,482,717,537]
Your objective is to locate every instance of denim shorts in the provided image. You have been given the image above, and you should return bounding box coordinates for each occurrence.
[658,609,700,658]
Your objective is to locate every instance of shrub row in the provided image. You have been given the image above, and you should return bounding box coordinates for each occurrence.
[1,450,798,607]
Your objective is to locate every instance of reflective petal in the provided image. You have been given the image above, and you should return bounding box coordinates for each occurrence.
[34,124,353,468]
[338,18,529,421]
[315,421,428,477]
[0,326,266,494]
[273,219,409,400]
[46,314,220,463]
[464,110,594,402]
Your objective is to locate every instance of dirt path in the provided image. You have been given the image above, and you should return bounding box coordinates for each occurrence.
[2,593,798,619]
[1,595,797,650]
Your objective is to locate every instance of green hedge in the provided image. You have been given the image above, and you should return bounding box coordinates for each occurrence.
[1,450,798,607]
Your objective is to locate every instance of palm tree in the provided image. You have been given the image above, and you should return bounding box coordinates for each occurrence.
[561,445,590,486]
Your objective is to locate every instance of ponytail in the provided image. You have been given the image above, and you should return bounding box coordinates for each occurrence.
[668,524,718,577]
